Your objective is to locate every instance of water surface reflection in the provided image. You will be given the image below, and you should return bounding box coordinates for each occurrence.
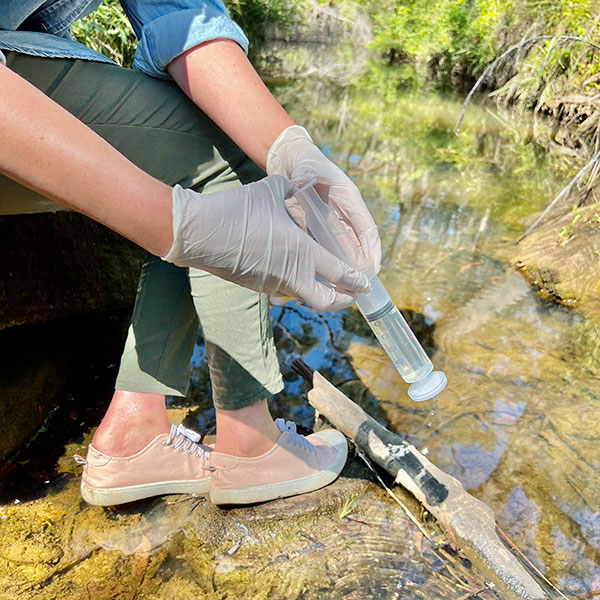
[245,85,600,597]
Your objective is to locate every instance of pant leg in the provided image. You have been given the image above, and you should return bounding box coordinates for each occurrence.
[116,254,197,396]
[5,53,283,402]
[190,270,283,410]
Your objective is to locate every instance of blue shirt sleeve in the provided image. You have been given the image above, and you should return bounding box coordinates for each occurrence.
[120,1,249,79]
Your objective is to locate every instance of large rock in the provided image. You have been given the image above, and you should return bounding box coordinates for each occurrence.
[0,212,143,330]
[0,210,143,463]
[0,313,131,466]
[513,205,600,321]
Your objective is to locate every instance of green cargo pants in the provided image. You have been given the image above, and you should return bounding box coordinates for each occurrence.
[2,53,283,409]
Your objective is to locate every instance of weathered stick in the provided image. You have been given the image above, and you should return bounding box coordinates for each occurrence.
[293,359,546,600]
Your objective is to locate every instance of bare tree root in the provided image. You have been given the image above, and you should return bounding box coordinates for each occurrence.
[455,35,600,135]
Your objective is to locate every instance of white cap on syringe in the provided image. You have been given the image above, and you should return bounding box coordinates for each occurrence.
[408,371,448,402]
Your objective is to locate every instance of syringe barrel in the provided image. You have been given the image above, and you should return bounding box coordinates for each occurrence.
[356,275,433,383]
[293,183,434,385]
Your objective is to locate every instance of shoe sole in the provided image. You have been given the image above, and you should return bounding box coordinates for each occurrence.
[80,477,210,506]
[210,429,348,506]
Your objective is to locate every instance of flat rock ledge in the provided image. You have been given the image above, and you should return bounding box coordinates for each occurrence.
[0,455,381,600]
[513,205,600,322]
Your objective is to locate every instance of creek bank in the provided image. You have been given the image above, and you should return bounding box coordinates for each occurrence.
[513,204,600,322]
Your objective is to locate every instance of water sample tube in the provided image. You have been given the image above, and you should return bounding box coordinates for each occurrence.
[293,182,447,402]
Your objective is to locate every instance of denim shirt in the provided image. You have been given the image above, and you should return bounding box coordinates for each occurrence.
[0,0,249,79]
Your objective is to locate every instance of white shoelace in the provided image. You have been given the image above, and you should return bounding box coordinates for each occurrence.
[275,418,316,453]
[163,423,211,459]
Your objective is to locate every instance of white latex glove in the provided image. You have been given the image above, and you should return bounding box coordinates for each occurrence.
[266,125,382,274]
[162,175,370,311]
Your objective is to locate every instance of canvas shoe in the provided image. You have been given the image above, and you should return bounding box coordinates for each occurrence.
[74,423,213,506]
[209,418,348,505]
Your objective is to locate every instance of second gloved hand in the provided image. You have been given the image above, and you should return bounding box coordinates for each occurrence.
[266,125,382,273]
[162,175,370,311]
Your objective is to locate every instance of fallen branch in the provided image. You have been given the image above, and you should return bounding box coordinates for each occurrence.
[292,358,547,600]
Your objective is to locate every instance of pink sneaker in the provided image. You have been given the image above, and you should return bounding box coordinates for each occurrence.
[74,424,213,506]
[209,418,348,505]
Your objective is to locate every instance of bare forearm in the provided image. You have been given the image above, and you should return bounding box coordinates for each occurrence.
[167,40,294,170]
[0,65,173,256]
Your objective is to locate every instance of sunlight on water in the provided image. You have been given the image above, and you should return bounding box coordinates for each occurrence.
[1,82,597,600]
[260,82,600,598]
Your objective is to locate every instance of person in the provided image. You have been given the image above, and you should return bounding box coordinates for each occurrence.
[0,0,381,506]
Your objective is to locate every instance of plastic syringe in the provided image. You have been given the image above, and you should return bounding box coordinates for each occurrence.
[293,183,447,402]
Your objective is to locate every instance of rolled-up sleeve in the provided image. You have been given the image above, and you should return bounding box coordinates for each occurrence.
[121,1,249,79]
[0,50,5,66]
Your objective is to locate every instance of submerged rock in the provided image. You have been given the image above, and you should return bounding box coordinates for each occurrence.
[0,408,499,600]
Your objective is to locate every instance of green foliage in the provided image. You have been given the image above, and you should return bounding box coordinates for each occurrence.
[71,0,136,68]
[348,0,600,108]
[559,205,583,244]
[357,0,502,93]
[70,0,600,157]
[224,0,303,62]
[338,497,355,519]
[71,0,303,67]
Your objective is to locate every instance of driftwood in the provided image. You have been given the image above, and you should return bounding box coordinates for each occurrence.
[292,359,547,600]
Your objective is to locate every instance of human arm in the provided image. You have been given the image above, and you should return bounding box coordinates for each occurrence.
[116,0,380,268]
[166,40,381,272]
[0,64,368,309]
[0,63,174,257]
[166,39,293,171]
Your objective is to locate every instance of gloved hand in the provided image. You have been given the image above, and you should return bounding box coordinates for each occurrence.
[162,175,370,311]
[266,125,382,274]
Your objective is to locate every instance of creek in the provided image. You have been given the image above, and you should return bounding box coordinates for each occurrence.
[0,82,597,599]
[256,81,599,598]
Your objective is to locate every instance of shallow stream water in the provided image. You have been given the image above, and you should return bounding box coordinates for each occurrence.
[253,83,600,598]
[1,84,598,599]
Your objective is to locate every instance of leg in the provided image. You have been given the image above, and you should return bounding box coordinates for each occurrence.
[5,54,256,447]
[187,216,348,504]
[8,53,346,504]
[91,391,169,457]
[215,400,279,456]
[95,254,199,455]
[188,264,283,457]
[8,53,287,452]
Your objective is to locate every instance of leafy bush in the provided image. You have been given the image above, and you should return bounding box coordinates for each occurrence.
[352,0,600,98]
[71,0,302,67]
[71,0,136,68]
